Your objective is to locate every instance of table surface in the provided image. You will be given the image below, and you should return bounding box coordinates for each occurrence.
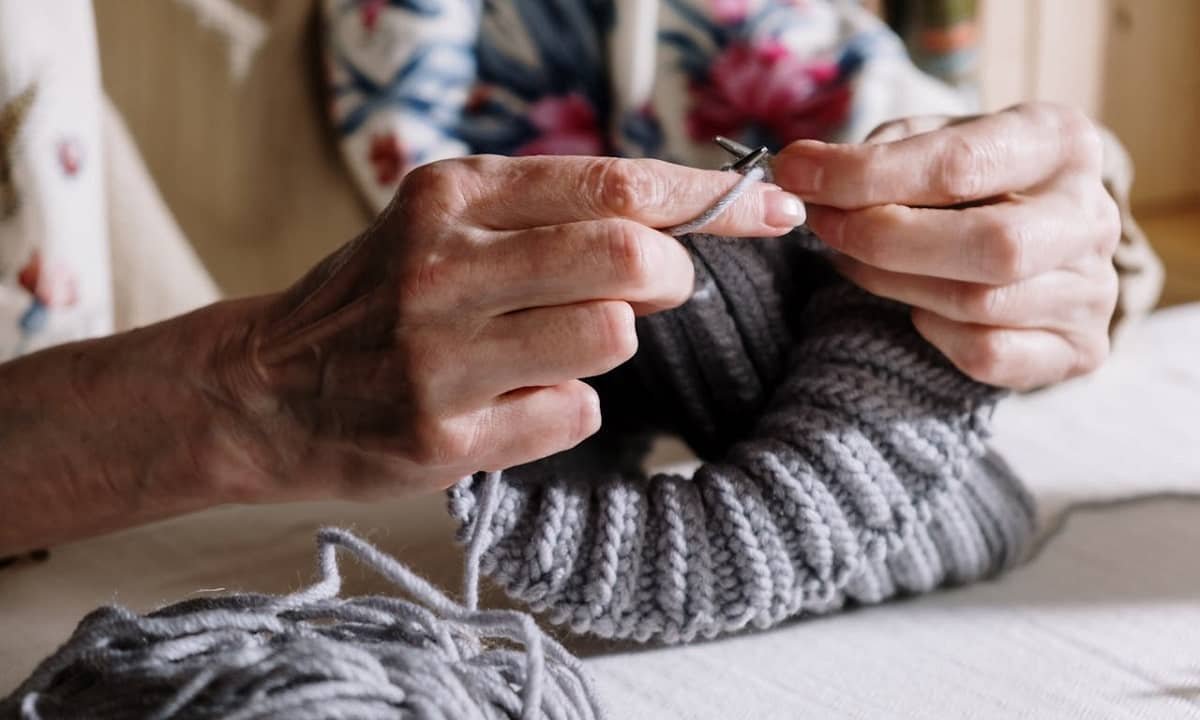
[4,304,1200,719]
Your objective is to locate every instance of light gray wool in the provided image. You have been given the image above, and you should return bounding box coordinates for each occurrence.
[2,528,605,720]
[448,180,1036,644]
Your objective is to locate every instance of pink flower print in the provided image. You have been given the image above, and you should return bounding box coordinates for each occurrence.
[368,133,406,185]
[709,0,751,24]
[515,93,605,157]
[17,251,78,308]
[360,0,386,31]
[686,41,853,145]
[57,138,83,177]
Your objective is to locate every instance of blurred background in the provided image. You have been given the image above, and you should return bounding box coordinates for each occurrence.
[93,0,1199,305]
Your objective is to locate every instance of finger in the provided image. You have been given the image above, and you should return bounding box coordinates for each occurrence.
[458,301,638,402]
[911,309,1107,390]
[471,380,602,471]
[318,300,636,414]
[430,154,805,235]
[805,191,1100,284]
[472,219,695,316]
[345,381,602,475]
[865,115,956,144]
[774,103,1100,208]
[831,254,1107,330]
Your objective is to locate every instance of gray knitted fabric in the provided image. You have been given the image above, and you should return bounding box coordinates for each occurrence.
[448,220,1036,644]
[2,528,605,720]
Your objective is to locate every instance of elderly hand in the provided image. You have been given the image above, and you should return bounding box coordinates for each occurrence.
[216,155,802,501]
[774,102,1121,390]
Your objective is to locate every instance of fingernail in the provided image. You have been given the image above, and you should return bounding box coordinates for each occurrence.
[765,190,807,228]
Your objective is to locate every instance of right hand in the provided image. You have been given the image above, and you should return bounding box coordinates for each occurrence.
[212,154,805,502]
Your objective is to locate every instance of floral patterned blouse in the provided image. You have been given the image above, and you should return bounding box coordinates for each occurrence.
[0,1,1160,362]
[322,0,968,211]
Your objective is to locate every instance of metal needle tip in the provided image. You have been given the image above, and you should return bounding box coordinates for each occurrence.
[729,145,769,172]
[714,135,756,158]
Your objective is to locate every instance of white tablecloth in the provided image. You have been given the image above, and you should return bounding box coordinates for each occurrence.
[4,305,1200,719]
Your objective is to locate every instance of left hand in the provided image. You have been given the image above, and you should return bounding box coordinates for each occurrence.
[773,102,1121,390]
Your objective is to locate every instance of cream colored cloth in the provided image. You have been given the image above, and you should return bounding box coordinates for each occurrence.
[2,302,1199,718]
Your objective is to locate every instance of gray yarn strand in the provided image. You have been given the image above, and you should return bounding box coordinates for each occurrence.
[663,165,765,236]
[2,527,606,720]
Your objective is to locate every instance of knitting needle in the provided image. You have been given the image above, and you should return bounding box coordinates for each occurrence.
[714,136,822,244]
[713,136,771,174]
[713,135,755,158]
[729,145,769,172]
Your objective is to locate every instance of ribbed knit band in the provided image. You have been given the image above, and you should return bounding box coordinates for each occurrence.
[449,234,1035,643]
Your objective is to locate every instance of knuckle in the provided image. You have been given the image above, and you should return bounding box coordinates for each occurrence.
[603,219,655,286]
[455,153,506,176]
[1018,102,1103,168]
[401,159,467,207]
[1061,108,1104,164]
[933,134,990,203]
[591,158,655,216]
[395,161,473,240]
[1094,195,1122,257]
[841,206,899,265]
[1012,100,1058,125]
[1073,335,1110,377]
[590,301,639,364]
[985,217,1029,283]
[1076,122,1105,166]
[1101,261,1121,303]
[869,118,910,142]
[408,417,475,467]
[395,333,442,401]
[1089,263,1121,318]
[959,331,1008,385]
[568,385,603,445]
[397,249,461,309]
[956,283,1006,324]
[850,144,886,192]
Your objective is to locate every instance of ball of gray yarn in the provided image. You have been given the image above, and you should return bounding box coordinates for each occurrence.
[449,219,1036,643]
[1,528,605,720]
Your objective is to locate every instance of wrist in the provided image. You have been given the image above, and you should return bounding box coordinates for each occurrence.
[54,295,281,508]
[175,294,283,505]
[0,297,276,553]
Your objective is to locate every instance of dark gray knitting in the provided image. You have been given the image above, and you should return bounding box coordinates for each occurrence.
[449,218,1036,644]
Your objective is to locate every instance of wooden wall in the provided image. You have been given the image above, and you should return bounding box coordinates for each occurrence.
[1101,0,1200,210]
[93,0,368,297]
[980,0,1200,211]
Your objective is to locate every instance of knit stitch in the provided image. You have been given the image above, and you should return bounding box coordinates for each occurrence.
[448,160,1036,643]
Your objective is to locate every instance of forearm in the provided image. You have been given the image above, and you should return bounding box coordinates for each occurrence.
[0,299,262,555]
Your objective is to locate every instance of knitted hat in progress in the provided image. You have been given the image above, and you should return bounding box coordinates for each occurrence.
[449,229,1036,644]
